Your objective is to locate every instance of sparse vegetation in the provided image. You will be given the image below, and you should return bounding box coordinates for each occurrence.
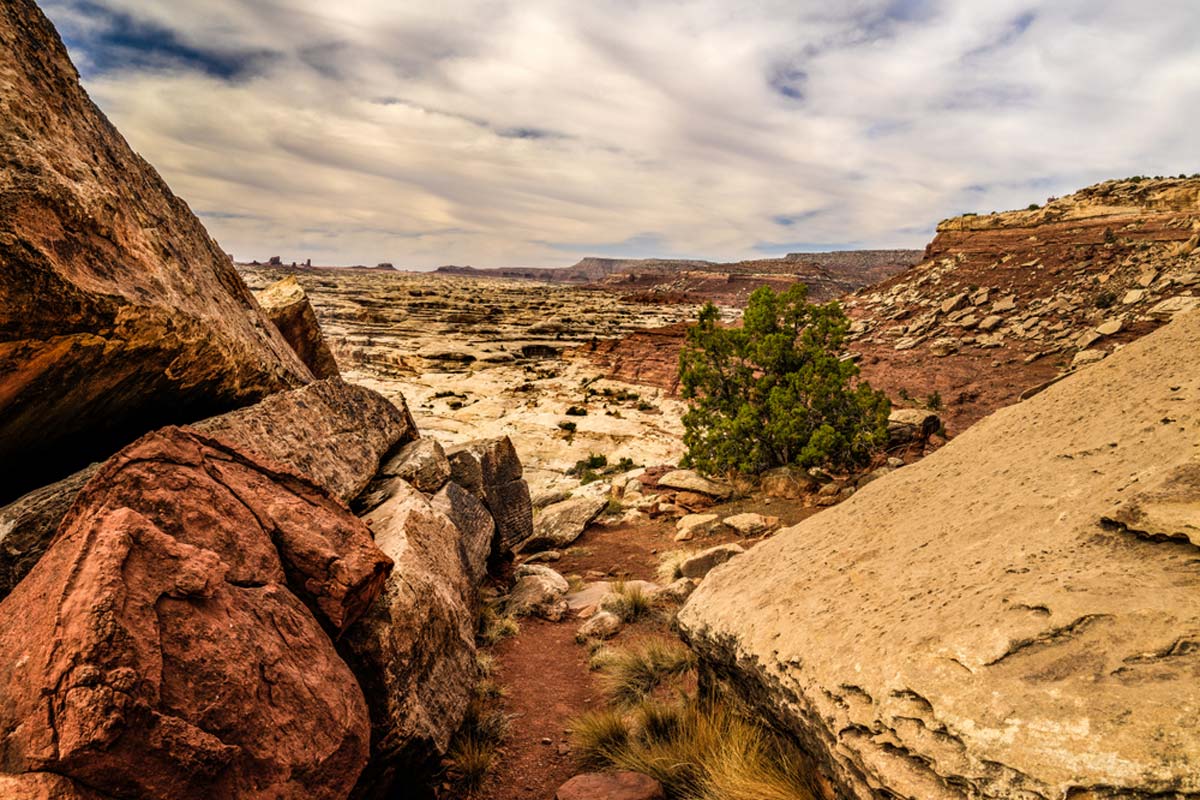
[604,581,654,623]
[1026,203,1040,211]
[926,390,943,411]
[557,420,577,434]
[445,697,511,793]
[678,285,889,475]
[570,698,817,800]
[657,550,693,583]
[595,639,696,707]
[565,405,588,416]
[477,604,520,645]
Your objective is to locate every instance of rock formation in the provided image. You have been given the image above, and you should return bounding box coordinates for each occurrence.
[0,378,415,600]
[448,437,534,553]
[339,479,480,798]
[0,0,313,500]
[255,275,342,378]
[0,428,393,798]
[678,309,1200,798]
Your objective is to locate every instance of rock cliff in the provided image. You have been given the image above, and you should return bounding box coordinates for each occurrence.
[0,0,312,501]
[678,308,1200,798]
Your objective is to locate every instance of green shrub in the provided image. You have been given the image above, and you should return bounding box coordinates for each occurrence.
[558,420,577,434]
[1094,290,1117,309]
[678,285,890,475]
[566,405,588,416]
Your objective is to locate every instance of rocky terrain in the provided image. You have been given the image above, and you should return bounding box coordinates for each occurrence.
[678,306,1200,799]
[588,178,1200,431]
[237,265,702,496]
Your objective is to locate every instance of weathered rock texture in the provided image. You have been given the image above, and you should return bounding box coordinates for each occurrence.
[0,0,312,500]
[339,479,479,799]
[448,437,533,553]
[0,427,393,798]
[679,309,1200,798]
[255,275,341,378]
[0,379,413,601]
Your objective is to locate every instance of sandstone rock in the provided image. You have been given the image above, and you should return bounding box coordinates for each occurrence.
[723,512,780,536]
[0,773,105,799]
[524,495,608,552]
[555,771,666,800]
[1096,318,1124,336]
[577,610,622,641]
[673,490,714,511]
[887,408,941,444]
[448,437,533,553]
[940,293,969,314]
[192,378,415,504]
[256,275,341,378]
[656,470,732,500]
[1074,329,1102,348]
[990,295,1017,313]
[976,314,1003,331]
[679,309,1200,799]
[379,437,451,493]
[0,0,312,500]
[566,581,613,613]
[760,466,817,499]
[657,577,698,604]
[1147,294,1200,320]
[928,337,959,356]
[679,543,745,580]
[431,481,496,584]
[0,428,391,798]
[1070,348,1107,368]
[508,564,570,620]
[339,478,479,798]
[1121,288,1146,304]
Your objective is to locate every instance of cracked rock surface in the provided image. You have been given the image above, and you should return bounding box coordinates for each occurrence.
[678,309,1200,799]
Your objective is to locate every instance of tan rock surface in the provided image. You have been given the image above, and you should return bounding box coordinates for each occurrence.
[679,310,1200,798]
[256,275,341,378]
[0,0,311,500]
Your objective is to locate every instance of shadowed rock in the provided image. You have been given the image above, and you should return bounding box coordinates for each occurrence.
[448,437,533,553]
[432,481,495,584]
[0,0,312,501]
[0,428,392,798]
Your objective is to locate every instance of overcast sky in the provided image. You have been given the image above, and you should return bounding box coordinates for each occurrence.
[42,0,1200,269]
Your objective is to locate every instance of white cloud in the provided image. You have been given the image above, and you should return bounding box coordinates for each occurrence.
[41,0,1200,267]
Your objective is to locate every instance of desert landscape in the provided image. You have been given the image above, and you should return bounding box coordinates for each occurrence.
[1,1,1198,799]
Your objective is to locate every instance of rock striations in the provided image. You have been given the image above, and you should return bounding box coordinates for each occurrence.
[0,0,312,500]
[678,308,1200,799]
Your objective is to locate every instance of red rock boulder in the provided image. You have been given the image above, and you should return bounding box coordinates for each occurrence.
[0,428,392,798]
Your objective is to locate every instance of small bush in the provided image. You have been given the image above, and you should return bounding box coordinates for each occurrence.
[1094,290,1117,309]
[926,391,943,411]
[636,400,656,412]
[566,405,588,416]
[446,698,511,792]
[570,708,632,770]
[477,605,520,645]
[1027,203,1040,211]
[558,420,577,434]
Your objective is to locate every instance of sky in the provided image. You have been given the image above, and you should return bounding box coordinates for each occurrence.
[42,0,1200,269]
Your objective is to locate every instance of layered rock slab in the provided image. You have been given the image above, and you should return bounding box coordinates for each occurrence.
[678,310,1200,798]
[0,0,312,500]
[0,428,393,798]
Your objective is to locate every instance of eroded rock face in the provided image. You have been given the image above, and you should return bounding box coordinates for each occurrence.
[448,437,533,553]
[0,464,97,600]
[0,428,392,798]
[678,310,1200,799]
[0,0,312,500]
[380,437,451,493]
[431,481,495,584]
[256,275,341,378]
[339,479,479,799]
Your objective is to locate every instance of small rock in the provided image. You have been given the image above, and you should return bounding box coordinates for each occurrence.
[676,513,720,536]
[723,513,781,537]
[1096,318,1124,336]
[555,772,666,800]
[760,466,816,499]
[656,470,732,500]
[1071,349,1107,369]
[577,610,622,641]
[977,315,1003,331]
[679,543,746,579]
[1121,289,1145,305]
[657,577,697,603]
[991,296,1017,313]
[940,293,969,314]
[1075,329,1102,349]
[522,495,608,552]
[508,565,569,620]
[378,437,451,493]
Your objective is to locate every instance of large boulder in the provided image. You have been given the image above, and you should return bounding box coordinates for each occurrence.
[886,408,941,445]
[379,437,451,493]
[338,479,479,799]
[447,437,533,553]
[255,275,341,378]
[0,428,392,798]
[522,494,608,552]
[0,379,414,600]
[679,310,1200,799]
[0,0,312,501]
[656,470,732,500]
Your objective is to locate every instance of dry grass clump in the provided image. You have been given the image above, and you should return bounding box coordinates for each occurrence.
[571,698,816,800]
[596,639,696,707]
[446,697,511,793]
[476,603,520,645]
[605,580,655,623]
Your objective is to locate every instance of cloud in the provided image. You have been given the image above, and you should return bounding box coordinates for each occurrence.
[39,0,1200,268]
